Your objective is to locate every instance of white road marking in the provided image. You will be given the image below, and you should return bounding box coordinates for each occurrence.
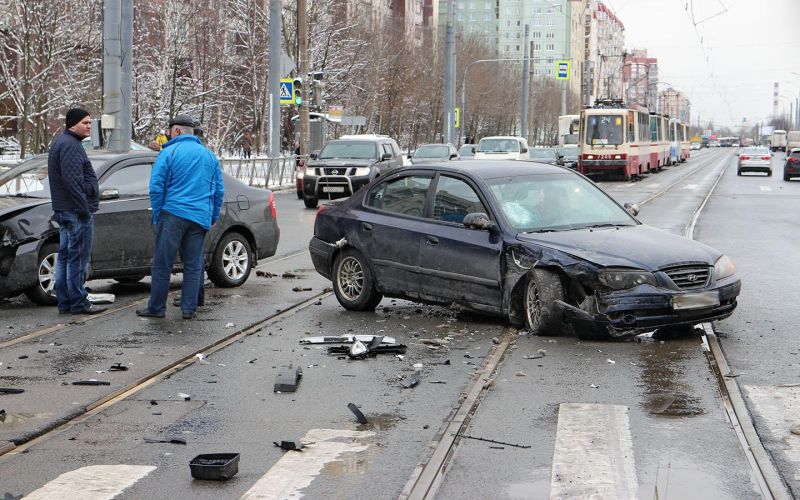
[742,385,800,463]
[25,465,155,500]
[760,186,772,192]
[240,428,374,499]
[550,403,637,499]
[683,184,699,190]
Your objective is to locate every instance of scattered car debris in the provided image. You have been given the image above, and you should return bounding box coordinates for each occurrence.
[790,424,800,436]
[88,293,115,304]
[429,380,447,384]
[255,270,277,278]
[454,433,531,449]
[300,335,397,345]
[178,393,191,401]
[590,384,600,389]
[0,388,24,395]
[248,358,258,364]
[273,440,305,451]
[281,272,301,279]
[607,359,616,364]
[195,353,209,365]
[144,437,187,445]
[522,354,543,360]
[108,363,128,371]
[400,372,421,389]
[72,380,110,386]
[347,403,368,424]
[17,356,27,360]
[225,323,235,328]
[190,453,240,481]
[515,371,527,377]
[274,365,303,392]
[420,338,449,347]
[327,336,407,358]
[292,286,313,292]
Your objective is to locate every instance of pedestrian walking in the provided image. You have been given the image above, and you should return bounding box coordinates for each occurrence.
[241,132,252,159]
[155,130,168,149]
[48,107,106,315]
[136,114,224,320]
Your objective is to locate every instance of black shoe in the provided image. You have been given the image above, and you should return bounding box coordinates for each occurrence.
[73,304,107,315]
[181,311,197,320]
[136,308,165,318]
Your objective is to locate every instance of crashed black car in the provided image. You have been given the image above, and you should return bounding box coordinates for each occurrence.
[0,151,280,305]
[309,160,741,339]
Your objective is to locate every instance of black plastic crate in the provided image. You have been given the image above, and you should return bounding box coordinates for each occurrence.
[189,453,240,481]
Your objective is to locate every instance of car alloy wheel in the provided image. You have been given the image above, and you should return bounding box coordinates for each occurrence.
[332,248,382,311]
[337,255,364,302]
[208,232,253,288]
[38,250,58,298]
[222,239,249,281]
[523,269,563,336]
[24,242,59,305]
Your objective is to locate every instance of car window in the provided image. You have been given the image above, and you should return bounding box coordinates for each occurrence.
[381,143,393,157]
[414,145,450,158]
[432,176,487,223]
[366,175,431,217]
[319,142,377,160]
[100,163,152,196]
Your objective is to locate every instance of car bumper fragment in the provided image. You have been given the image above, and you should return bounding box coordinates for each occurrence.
[309,236,340,280]
[0,240,39,298]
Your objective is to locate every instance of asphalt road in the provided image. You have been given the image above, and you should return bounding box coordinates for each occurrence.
[0,148,797,498]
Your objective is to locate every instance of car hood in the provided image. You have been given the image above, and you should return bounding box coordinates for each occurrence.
[516,224,721,270]
[308,159,375,167]
[0,196,50,219]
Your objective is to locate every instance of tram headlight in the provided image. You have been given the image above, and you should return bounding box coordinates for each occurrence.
[714,255,736,280]
[599,269,657,290]
[587,155,594,160]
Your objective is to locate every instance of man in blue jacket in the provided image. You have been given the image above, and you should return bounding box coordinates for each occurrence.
[136,114,224,319]
[48,108,106,315]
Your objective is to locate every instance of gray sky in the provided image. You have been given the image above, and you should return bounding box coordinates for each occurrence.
[608,0,800,130]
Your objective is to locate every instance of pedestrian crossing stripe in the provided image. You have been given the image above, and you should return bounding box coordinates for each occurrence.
[25,465,156,499]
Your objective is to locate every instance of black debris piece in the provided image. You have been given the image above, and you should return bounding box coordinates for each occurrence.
[347,402,368,424]
[273,440,305,451]
[144,437,187,445]
[442,359,451,365]
[400,372,421,389]
[37,350,48,354]
[291,286,313,292]
[274,364,303,392]
[454,433,531,449]
[327,344,407,358]
[150,400,159,405]
[522,354,543,360]
[17,356,27,360]
[255,270,277,278]
[3,493,23,500]
[190,453,240,481]
[429,380,447,384]
[0,409,5,422]
[109,363,128,371]
[72,380,111,386]
[0,388,24,395]
[248,358,258,364]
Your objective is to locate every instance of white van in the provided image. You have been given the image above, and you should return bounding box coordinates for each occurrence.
[786,131,800,153]
[474,136,530,161]
[771,130,787,152]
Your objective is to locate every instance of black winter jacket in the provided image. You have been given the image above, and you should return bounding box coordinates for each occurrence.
[48,131,99,217]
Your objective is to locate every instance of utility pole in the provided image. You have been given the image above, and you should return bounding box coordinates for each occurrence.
[268,0,282,156]
[520,24,530,141]
[442,0,455,144]
[103,0,132,152]
[297,0,309,155]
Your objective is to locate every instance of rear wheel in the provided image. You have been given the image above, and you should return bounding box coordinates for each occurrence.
[303,195,318,209]
[332,248,382,311]
[785,172,790,181]
[114,276,144,284]
[737,169,742,176]
[24,242,59,305]
[523,269,564,336]
[208,232,253,288]
[767,169,772,177]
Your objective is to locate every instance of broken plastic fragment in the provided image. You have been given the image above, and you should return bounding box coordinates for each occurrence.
[225,322,235,328]
[274,365,303,393]
[606,359,616,364]
[72,379,110,386]
[350,341,368,357]
[347,402,368,424]
[590,384,599,389]
[178,392,191,401]
[273,440,305,451]
[401,372,421,389]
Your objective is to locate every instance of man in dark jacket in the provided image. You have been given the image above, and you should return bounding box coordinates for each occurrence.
[48,108,106,314]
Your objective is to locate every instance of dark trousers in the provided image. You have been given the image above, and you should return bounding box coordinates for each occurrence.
[53,211,94,312]
[148,211,206,314]
[243,149,251,159]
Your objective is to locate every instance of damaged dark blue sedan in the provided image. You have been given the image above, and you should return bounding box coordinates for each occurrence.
[309,160,741,339]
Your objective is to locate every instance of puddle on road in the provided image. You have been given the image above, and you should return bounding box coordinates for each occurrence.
[637,342,707,418]
[356,413,405,431]
[642,464,741,500]
[644,392,705,417]
[321,450,372,477]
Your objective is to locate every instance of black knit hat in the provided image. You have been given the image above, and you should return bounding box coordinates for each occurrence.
[65,108,90,129]
[168,114,196,128]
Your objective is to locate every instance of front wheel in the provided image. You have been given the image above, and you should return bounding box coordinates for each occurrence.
[304,195,318,209]
[332,248,382,311]
[208,232,253,288]
[24,242,59,305]
[523,269,564,336]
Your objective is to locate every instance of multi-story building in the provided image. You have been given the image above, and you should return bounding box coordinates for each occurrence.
[622,49,658,110]
[584,0,625,105]
[391,0,438,46]
[659,88,691,123]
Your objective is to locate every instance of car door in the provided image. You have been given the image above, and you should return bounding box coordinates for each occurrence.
[417,174,503,309]
[360,173,433,298]
[91,160,155,274]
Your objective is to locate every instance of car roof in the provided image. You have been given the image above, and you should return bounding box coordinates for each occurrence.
[479,136,524,141]
[401,159,567,179]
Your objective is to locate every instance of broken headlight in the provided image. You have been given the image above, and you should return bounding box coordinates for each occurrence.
[714,255,736,280]
[598,269,656,290]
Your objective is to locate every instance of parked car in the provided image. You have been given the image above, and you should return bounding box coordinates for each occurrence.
[309,160,740,339]
[0,151,279,305]
[474,136,530,161]
[458,144,477,159]
[690,142,701,151]
[784,148,800,181]
[556,146,579,169]
[737,146,772,176]
[409,143,459,164]
[786,131,800,153]
[529,147,559,165]
[302,134,403,209]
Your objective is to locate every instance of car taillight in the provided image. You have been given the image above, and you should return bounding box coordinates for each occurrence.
[761,156,771,161]
[315,204,327,223]
[269,191,277,220]
[739,156,750,160]
[789,157,799,163]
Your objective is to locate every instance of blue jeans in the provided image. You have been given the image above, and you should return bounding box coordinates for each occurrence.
[53,211,94,312]
[148,211,206,314]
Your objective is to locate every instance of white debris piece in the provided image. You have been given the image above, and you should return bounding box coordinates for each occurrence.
[607,359,616,364]
[225,322,235,328]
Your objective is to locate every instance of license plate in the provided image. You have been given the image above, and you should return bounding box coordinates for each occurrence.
[672,291,720,310]
[322,186,345,193]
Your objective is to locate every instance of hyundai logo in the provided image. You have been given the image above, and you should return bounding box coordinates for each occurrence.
[686,274,698,282]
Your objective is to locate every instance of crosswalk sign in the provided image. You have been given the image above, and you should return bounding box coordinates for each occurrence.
[555,60,570,80]
[280,78,293,105]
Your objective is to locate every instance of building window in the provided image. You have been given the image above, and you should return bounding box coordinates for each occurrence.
[547,19,555,27]
[516,45,520,51]
[534,43,541,50]
[546,43,554,51]
[547,68,553,75]
[533,19,540,26]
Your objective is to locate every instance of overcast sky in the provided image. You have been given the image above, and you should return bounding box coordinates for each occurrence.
[607,0,799,130]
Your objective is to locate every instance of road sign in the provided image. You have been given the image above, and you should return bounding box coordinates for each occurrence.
[556,60,570,80]
[279,78,293,106]
[454,107,460,129]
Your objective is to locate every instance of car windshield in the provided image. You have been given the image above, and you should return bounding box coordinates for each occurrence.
[487,174,636,232]
[478,138,520,153]
[585,114,624,146]
[0,159,51,197]
[414,145,450,159]
[530,148,557,160]
[319,142,377,160]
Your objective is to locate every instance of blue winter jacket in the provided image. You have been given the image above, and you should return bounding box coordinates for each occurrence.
[149,134,224,230]
[48,130,99,217]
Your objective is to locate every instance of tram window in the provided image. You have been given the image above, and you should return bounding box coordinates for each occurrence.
[586,115,624,146]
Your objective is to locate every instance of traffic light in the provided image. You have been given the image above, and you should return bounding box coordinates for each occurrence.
[311,80,325,107]
[292,77,304,106]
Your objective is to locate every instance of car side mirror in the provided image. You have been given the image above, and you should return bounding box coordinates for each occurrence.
[309,152,318,160]
[623,202,639,217]
[450,154,458,160]
[463,212,498,232]
[407,152,413,159]
[520,147,528,153]
[100,188,119,200]
[381,152,392,161]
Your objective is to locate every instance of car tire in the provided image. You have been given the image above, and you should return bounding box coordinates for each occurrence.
[332,248,382,311]
[303,195,318,209]
[767,169,772,177]
[208,232,253,288]
[737,169,741,176]
[523,269,564,336]
[114,276,144,284]
[784,173,790,181]
[296,187,303,199]
[24,242,59,305]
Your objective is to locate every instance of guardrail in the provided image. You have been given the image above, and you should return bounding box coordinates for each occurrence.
[219,156,306,190]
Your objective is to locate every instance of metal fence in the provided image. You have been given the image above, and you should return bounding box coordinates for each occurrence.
[219,156,305,190]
